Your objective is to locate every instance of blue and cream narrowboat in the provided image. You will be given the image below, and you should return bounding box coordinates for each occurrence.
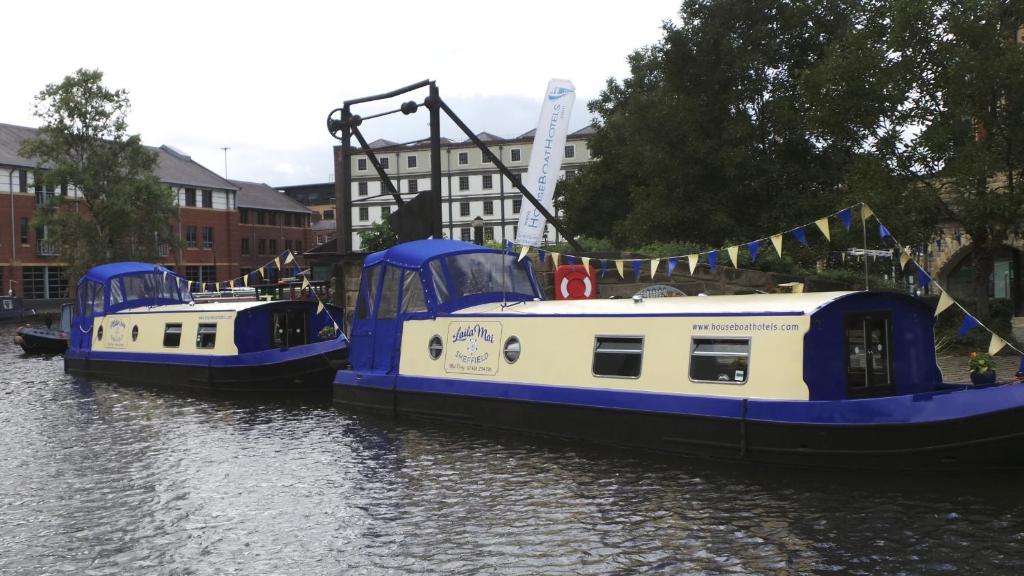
[334,239,1024,470]
[65,262,348,393]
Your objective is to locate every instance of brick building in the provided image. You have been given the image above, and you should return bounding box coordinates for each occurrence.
[233,179,312,279]
[0,122,248,300]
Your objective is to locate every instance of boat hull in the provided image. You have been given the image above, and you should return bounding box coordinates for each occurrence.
[15,327,69,354]
[334,374,1024,471]
[66,340,347,394]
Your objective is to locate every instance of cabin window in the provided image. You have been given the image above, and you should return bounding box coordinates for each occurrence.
[109,278,125,306]
[429,260,449,304]
[689,338,750,384]
[357,266,382,321]
[196,323,217,348]
[163,323,182,347]
[91,286,105,315]
[444,253,536,298]
[593,336,643,378]
[401,271,427,313]
[377,266,401,320]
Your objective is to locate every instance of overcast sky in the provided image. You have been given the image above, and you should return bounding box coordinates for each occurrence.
[3,0,680,186]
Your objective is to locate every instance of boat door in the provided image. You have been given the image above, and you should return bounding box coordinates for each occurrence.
[370,265,402,373]
[844,312,894,397]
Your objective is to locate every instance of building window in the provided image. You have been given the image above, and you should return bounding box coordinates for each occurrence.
[690,338,750,384]
[564,145,575,159]
[258,239,267,255]
[481,149,492,163]
[458,176,469,191]
[407,155,417,168]
[269,239,277,254]
[201,189,213,208]
[381,206,391,218]
[241,238,250,255]
[482,174,493,190]
[196,323,217,349]
[379,157,390,170]
[257,211,266,225]
[19,169,28,192]
[186,226,197,248]
[484,227,494,241]
[512,199,522,214]
[408,179,418,194]
[20,218,29,245]
[185,188,196,207]
[564,169,577,182]
[510,148,521,162]
[268,213,277,226]
[295,240,302,252]
[240,209,249,223]
[284,213,293,227]
[358,182,368,196]
[483,200,493,216]
[357,158,367,171]
[359,207,369,221]
[458,152,469,165]
[459,202,470,217]
[323,209,335,220]
[460,228,471,241]
[285,239,293,251]
[593,336,643,378]
[202,226,214,249]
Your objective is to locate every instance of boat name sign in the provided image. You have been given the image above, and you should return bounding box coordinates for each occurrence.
[446,322,502,376]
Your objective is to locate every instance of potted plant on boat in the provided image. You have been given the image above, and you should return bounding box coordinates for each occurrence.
[969,351,997,385]
[319,325,337,340]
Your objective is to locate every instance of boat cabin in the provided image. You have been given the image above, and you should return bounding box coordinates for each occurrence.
[346,240,942,402]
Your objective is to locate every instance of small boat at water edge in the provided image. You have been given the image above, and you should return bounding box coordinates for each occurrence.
[15,303,73,354]
[333,239,1024,471]
[65,262,348,394]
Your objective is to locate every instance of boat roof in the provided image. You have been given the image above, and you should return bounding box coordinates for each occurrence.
[114,300,272,314]
[84,262,174,283]
[452,291,860,316]
[365,239,496,269]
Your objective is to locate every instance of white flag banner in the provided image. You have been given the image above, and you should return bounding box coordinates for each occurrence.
[514,79,576,247]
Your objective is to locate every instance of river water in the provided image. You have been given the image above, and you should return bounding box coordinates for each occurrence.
[3,324,1024,575]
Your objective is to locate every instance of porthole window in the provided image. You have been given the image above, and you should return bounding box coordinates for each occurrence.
[131,325,139,341]
[503,336,521,363]
[428,335,443,360]
[97,325,104,341]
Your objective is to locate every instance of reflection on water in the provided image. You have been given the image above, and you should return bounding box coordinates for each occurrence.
[2,325,1024,575]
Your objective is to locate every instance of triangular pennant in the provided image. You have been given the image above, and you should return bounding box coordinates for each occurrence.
[582,257,591,275]
[667,257,678,277]
[958,314,981,337]
[771,234,783,258]
[284,251,295,264]
[242,273,249,287]
[229,280,235,289]
[792,228,807,246]
[727,246,738,268]
[707,251,718,272]
[879,224,890,239]
[538,250,546,263]
[274,256,282,272]
[651,258,660,279]
[631,259,641,281]
[258,266,266,279]
[317,300,325,314]
[899,251,911,270]
[302,277,311,290]
[551,252,561,268]
[332,322,339,332]
[862,205,874,221]
[916,267,931,289]
[518,245,530,262]
[815,218,831,242]
[615,259,625,279]
[748,240,761,263]
[935,290,955,317]
[565,255,576,266]
[989,334,1007,356]
[599,259,609,278]
[838,208,853,231]
[687,254,699,274]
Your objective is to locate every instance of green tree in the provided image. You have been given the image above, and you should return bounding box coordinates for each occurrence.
[19,68,178,284]
[357,219,399,252]
[559,0,868,248]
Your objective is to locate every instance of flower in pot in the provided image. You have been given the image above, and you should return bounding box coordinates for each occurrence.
[319,325,337,340]
[969,351,997,385]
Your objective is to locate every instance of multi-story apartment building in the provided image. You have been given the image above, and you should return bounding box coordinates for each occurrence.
[233,180,312,279]
[325,126,594,252]
[0,122,251,299]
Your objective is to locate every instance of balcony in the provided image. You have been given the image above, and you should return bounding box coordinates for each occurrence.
[37,239,60,256]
